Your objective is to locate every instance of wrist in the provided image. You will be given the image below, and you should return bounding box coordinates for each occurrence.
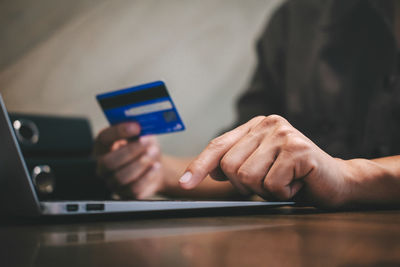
[323,158,355,208]
[336,158,362,207]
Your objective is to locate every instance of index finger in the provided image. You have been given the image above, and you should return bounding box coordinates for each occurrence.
[94,122,141,154]
[179,117,263,189]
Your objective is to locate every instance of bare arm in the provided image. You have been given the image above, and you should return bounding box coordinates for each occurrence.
[343,156,400,207]
[179,115,400,208]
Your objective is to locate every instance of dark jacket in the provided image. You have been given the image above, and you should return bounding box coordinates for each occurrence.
[233,0,400,159]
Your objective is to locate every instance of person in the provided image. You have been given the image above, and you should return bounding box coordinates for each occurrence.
[94,0,400,208]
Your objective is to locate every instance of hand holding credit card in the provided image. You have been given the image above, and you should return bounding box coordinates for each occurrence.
[97,81,185,136]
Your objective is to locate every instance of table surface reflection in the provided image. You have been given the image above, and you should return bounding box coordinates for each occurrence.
[1,207,400,267]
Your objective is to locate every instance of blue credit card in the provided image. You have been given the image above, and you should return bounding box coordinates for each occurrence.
[96,81,185,136]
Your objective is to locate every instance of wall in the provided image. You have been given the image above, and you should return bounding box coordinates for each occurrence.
[0,0,284,156]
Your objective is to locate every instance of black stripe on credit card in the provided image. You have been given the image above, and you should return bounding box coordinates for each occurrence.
[98,85,169,110]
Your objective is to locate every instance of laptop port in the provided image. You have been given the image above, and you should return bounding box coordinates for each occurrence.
[86,203,105,211]
[66,204,79,212]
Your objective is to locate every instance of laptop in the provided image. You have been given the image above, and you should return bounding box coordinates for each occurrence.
[0,95,294,217]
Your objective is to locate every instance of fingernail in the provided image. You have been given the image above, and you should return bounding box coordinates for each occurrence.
[179,172,192,184]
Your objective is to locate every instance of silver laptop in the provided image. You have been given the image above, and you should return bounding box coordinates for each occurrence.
[0,95,294,217]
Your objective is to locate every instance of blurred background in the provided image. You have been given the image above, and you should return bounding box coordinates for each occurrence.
[0,0,284,156]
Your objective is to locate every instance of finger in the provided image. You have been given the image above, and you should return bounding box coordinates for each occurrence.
[209,117,278,182]
[113,153,156,186]
[95,122,141,154]
[217,130,265,195]
[209,166,251,195]
[219,130,262,177]
[235,144,279,198]
[139,135,159,147]
[98,137,152,174]
[263,152,305,200]
[227,175,253,196]
[131,162,162,199]
[116,162,161,199]
[209,167,227,181]
[143,138,161,160]
[179,116,264,189]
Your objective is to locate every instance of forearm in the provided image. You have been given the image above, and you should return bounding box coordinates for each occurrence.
[344,155,400,206]
[159,155,244,199]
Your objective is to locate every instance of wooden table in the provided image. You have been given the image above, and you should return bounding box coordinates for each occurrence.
[1,207,400,267]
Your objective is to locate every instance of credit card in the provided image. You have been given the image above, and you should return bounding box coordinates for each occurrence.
[96,81,185,136]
